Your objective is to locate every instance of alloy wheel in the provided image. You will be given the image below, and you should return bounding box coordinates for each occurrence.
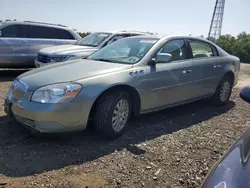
[112,99,129,132]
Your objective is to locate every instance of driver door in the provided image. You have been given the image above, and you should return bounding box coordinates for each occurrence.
[141,39,198,110]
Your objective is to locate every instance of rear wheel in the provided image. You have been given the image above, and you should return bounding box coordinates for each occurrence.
[93,91,131,139]
[211,75,233,105]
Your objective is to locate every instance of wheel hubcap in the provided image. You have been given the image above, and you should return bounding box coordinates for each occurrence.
[112,99,129,132]
[220,81,231,102]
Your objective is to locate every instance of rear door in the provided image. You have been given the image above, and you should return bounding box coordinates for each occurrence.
[0,24,31,67]
[187,39,224,96]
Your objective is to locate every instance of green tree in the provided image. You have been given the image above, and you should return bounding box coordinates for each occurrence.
[214,32,250,63]
[78,32,91,38]
[233,32,250,63]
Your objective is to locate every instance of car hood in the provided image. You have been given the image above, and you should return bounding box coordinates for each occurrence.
[18,59,132,90]
[39,44,98,56]
[201,127,250,188]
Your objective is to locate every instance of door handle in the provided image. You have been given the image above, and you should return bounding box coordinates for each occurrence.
[20,40,28,43]
[214,65,221,68]
[183,69,192,74]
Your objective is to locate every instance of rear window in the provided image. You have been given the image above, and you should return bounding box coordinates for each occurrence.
[31,26,74,40]
[54,28,75,40]
[0,24,30,38]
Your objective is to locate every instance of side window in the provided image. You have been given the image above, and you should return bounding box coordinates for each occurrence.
[0,25,29,38]
[31,26,55,39]
[52,28,75,40]
[189,40,216,58]
[157,39,188,61]
[31,26,74,40]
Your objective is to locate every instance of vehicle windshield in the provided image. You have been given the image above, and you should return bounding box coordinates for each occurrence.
[87,37,159,64]
[76,32,112,47]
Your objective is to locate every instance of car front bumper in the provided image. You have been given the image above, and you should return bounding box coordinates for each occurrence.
[4,97,90,133]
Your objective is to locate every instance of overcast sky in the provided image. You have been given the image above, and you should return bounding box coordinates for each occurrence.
[0,0,249,37]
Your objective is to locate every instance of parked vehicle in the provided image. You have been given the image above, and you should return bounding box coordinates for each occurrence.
[0,20,81,68]
[4,35,240,139]
[200,85,250,188]
[34,30,149,67]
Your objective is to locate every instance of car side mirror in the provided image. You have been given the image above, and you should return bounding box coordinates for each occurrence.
[240,86,250,103]
[148,53,172,65]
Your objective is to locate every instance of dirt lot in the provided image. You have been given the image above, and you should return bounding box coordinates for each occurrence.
[0,64,250,188]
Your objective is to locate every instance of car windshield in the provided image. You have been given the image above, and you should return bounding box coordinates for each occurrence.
[76,32,112,47]
[87,37,159,64]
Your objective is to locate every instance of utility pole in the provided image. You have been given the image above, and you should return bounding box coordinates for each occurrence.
[208,0,226,39]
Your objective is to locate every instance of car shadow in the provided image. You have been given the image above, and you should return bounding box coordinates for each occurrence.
[0,99,235,177]
[0,69,30,81]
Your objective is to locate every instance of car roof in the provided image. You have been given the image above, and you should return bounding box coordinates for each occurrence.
[107,30,151,35]
[0,20,71,30]
[127,34,213,43]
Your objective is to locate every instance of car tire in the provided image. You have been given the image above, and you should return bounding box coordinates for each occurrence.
[93,91,131,139]
[211,75,233,105]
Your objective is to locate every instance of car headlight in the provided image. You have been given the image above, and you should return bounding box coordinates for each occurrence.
[31,83,82,103]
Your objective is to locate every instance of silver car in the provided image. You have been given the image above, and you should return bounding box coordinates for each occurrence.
[0,20,81,68]
[4,35,240,139]
[34,30,149,67]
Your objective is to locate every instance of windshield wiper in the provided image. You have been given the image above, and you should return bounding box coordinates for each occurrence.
[91,58,116,63]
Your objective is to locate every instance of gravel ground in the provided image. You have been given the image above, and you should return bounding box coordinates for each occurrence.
[0,65,250,188]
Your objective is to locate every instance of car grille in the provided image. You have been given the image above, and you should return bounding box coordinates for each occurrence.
[37,53,51,63]
[37,54,69,63]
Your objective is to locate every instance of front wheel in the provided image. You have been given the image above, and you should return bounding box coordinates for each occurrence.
[211,75,233,105]
[93,91,131,139]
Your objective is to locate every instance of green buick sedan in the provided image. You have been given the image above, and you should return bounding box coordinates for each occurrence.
[4,35,240,139]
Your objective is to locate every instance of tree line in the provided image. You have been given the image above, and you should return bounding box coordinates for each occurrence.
[78,31,250,63]
[210,32,250,63]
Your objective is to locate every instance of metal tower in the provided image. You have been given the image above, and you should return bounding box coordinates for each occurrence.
[208,0,226,39]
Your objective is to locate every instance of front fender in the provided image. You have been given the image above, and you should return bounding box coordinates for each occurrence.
[73,70,141,113]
